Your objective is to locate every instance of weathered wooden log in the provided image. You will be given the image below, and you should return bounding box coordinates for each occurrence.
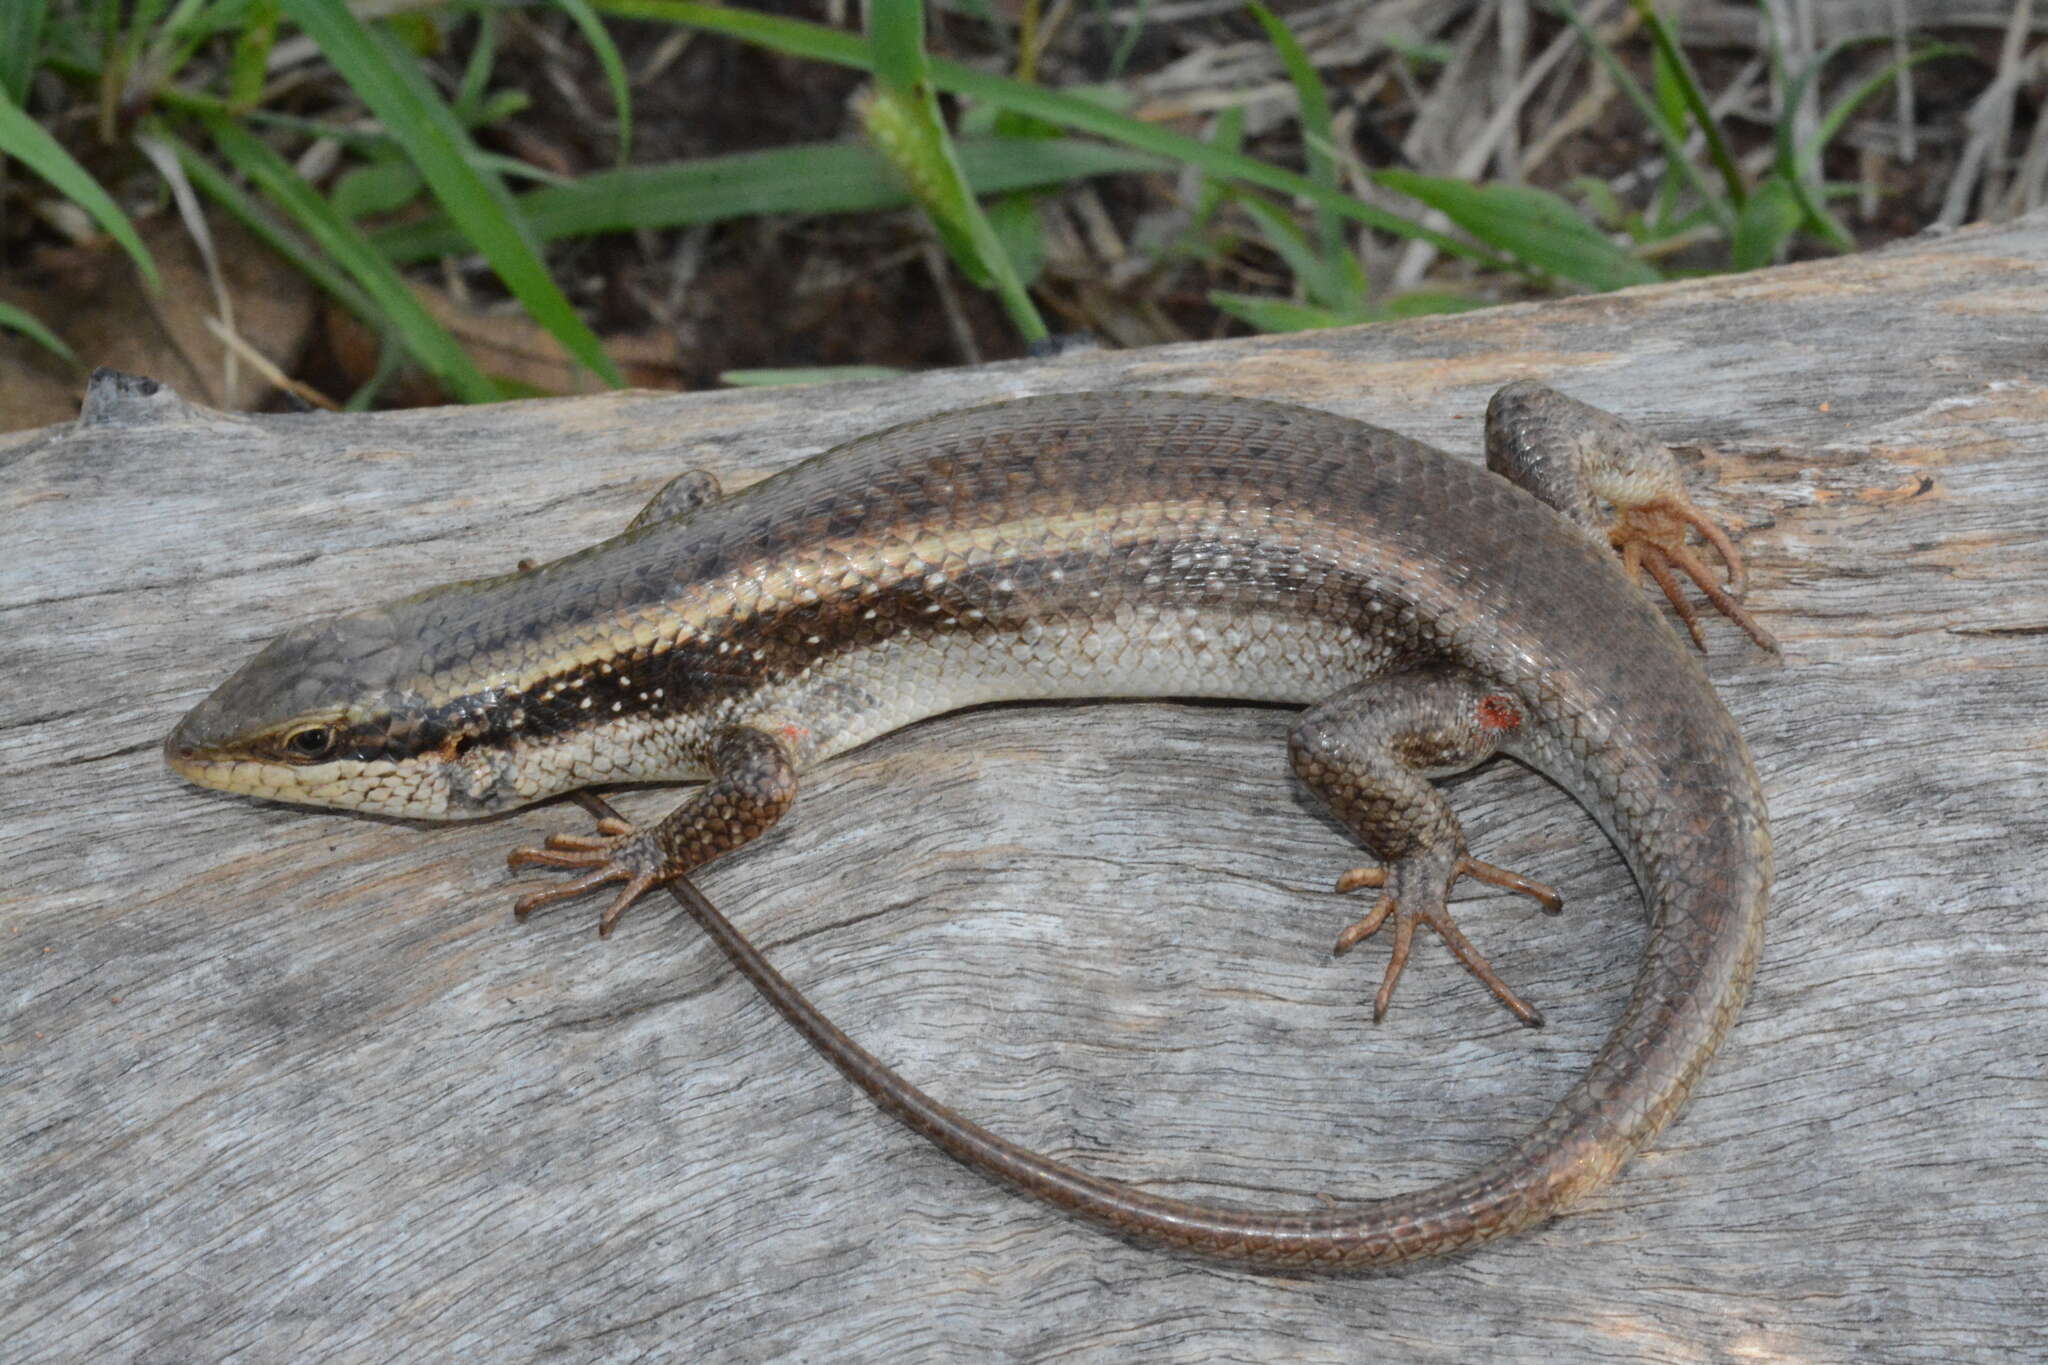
[4,215,2044,1360]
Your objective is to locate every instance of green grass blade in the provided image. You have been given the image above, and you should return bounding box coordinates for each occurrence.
[472,150,571,187]
[1233,192,1348,306]
[1631,0,1745,206]
[0,87,160,289]
[1555,0,1735,235]
[721,365,904,386]
[117,0,174,89]
[598,1,863,66]
[1771,40,1857,254]
[862,0,1046,340]
[146,0,249,89]
[1192,105,1244,229]
[861,83,990,288]
[374,137,1168,261]
[557,0,633,164]
[594,0,1497,266]
[0,299,77,363]
[1810,43,1964,157]
[1378,170,1660,290]
[1776,40,1964,253]
[279,0,622,387]
[941,59,1483,263]
[1246,1,1360,304]
[0,0,48,102]
[1104,0,1150,76]
[453,9,498,121]
[1210,291,1359,332]
[867,0,926,96]
[229,0,281,108]
[1730,174,1803,269]
[986,192,1046,285]
[333,158,423,220]
[344,337,407,410]
[203,114,497,401]
[1212,287,1483,333]
[1772,42,1842,180]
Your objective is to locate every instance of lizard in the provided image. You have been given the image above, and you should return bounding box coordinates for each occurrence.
[163,381,1775,1268]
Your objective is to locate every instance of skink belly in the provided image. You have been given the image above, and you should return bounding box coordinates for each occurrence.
[755,607,1399,765]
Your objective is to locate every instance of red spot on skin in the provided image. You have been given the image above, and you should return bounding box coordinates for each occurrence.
[1477,694,1522,732]
[779,723,810,743]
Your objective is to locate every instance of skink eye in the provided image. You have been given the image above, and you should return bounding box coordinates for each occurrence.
[285,726,336,761]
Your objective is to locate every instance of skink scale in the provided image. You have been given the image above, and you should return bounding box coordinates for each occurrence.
[165,383,1774,1269]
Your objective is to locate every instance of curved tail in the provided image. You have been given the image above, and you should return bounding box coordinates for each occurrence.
[620,760,1769,1269]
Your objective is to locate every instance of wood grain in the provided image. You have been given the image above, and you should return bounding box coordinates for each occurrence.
[5,216,2045,1362]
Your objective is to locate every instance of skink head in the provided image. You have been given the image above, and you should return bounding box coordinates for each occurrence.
[165,601,504,821]
[168,558,720,822]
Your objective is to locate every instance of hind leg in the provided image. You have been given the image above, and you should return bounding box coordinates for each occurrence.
[1484,380,1777,652]
[1291,671,1562,1027]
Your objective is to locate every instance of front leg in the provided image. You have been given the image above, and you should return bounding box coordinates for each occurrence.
[1290,672,1562,1027]
[624,468,722,532]
[507,725,798,935]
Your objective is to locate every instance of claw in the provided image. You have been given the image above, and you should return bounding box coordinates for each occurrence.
[505,816,664,933]
[1333,865,1386,895]
[1331,891,1395,953]
[1373,904,1420,1022]
[1458,855,1563,913]
[512,866,621,920]
[546,818,633,849]
[597,870,660,937]
[1668,498,1748,597]
[508,845,589,870]
[1331,855,1555,1028]
[1611,497,1778,653]
[507,818,638,871]
[540,831,621,853]
[1639,545,1710,650]
[1423,904,1543,1028]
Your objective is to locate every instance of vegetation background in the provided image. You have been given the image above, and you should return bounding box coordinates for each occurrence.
[0,0,2041,429]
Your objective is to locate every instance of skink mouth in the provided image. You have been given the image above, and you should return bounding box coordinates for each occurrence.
[163,702,250,792]
[164,675,268,783]
[163,719,202,778]
[163,727,230,790]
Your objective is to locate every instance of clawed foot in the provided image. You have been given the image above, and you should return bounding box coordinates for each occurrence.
[1331,855,1562,1028]
[507,816,665,936]
[1611,496,1778,654]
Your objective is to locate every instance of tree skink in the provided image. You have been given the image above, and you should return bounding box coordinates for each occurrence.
[164,383,1774,1269]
